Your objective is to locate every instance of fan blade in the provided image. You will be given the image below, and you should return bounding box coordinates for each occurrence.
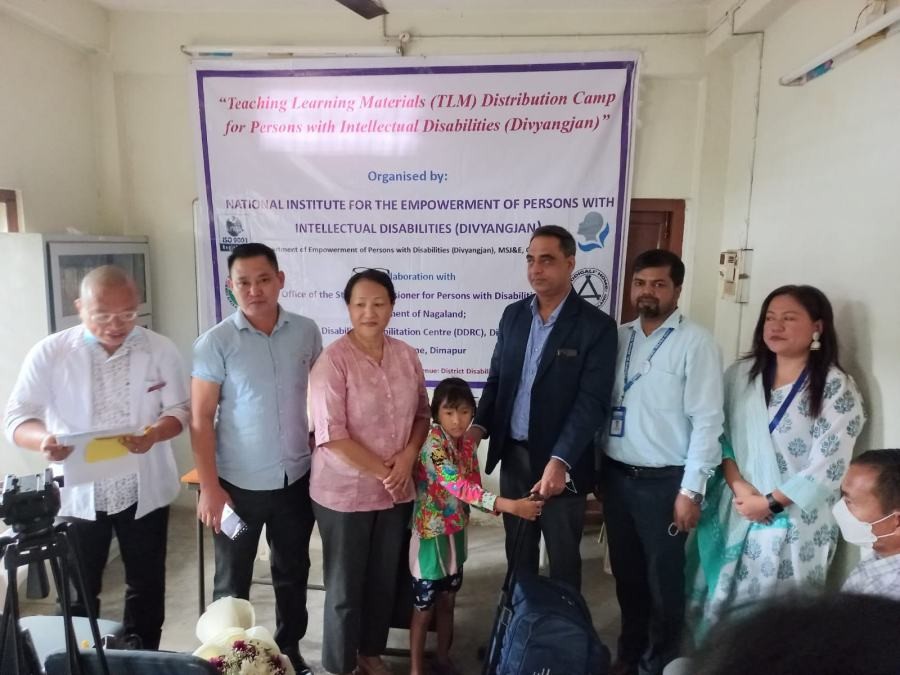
[334,0,388,19]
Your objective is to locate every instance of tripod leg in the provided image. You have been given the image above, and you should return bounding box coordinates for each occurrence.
[61,527,110,675]
[2,545,27,674]
[48,553,83,675]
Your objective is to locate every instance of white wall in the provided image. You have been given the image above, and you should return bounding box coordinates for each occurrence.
[0,13,110,485]
[718,0,900,453]
[0,13,106,234]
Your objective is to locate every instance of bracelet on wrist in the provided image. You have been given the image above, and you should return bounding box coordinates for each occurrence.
[766,492,784,514]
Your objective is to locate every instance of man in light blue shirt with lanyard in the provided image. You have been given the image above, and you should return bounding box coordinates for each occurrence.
[603,249,723,675]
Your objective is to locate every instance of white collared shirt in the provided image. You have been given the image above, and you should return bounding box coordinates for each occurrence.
[88,331,140,514]
[604,310,724,494]
[5,325,190,520]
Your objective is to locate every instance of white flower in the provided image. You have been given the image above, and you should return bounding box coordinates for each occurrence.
[193,598,295,675]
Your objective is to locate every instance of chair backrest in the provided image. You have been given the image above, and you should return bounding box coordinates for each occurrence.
[45,648,220,675]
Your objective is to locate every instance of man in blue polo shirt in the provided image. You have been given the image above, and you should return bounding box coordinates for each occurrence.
[191,242,321,675]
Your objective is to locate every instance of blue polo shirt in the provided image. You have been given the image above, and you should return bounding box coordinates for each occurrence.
[192,307,322,490]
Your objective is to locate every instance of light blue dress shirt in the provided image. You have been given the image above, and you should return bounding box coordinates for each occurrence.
[605,310,724,494]
[192,307,322,490]
[509,296,565,442]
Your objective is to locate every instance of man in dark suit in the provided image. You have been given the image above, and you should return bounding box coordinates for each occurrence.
[468,225,617,590]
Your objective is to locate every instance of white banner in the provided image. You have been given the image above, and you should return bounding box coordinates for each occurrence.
[191,53,638,386]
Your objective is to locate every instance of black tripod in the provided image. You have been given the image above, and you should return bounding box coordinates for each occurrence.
[0,521,110,675]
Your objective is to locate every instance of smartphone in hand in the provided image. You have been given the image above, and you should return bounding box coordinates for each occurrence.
[220,503,248,539]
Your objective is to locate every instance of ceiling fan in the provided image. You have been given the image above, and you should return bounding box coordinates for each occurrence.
[334,0,388,19]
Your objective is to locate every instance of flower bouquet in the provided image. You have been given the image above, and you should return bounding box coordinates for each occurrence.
[193,596,295,675]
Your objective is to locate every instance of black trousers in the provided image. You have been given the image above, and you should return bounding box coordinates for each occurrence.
[500,443,586,591]
[603,463,686,675]
[213,474,315,656]
[312,500,412,674]
[69,503,169,650]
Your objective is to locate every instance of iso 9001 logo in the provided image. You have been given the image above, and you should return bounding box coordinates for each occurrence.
[572,268,610,309]
[218,214,249,252]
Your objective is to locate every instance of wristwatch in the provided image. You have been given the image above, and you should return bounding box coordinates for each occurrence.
[678,487,703,505]
[766,493,785,514]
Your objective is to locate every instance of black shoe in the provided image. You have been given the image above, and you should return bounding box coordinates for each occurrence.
[284,650,313,675]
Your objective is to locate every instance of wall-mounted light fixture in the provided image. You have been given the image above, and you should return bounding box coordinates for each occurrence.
[779,5,900,86]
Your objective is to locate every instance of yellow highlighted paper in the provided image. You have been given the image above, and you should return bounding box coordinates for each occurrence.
[85,436,129,463]
[56,426,139,486]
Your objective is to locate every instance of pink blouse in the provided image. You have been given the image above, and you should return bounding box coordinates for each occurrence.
[309,333,430,512]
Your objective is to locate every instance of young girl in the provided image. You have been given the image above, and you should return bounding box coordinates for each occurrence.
[408,377,542,675]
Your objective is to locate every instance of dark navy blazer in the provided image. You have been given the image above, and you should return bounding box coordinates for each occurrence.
[474,288,618,493]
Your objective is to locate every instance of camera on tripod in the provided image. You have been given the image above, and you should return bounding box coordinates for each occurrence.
[1,469,61,538]
[2,469,112,674]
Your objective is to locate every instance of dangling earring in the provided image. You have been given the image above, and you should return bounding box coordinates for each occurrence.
[810,331,822,351]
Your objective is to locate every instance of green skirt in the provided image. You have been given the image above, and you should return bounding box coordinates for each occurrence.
[409,528,468,581]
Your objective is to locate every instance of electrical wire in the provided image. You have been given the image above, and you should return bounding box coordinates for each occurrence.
[854,2,875,31]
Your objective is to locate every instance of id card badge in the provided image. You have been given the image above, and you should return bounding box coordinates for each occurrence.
[610,406,626,437]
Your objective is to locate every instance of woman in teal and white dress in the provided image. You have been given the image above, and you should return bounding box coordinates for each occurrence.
[686,285,866,641]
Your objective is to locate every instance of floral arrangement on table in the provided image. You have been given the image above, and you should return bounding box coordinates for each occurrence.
[193,596,295,675]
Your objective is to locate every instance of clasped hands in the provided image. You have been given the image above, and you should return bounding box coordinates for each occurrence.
[732,480,774,524]
[382,449,415,502]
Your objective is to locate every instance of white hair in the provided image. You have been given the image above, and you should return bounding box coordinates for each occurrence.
[79,265,137,301]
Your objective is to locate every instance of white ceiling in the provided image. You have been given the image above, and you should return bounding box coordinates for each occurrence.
[90,0,713,12]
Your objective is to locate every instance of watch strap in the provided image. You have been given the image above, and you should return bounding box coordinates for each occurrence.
[766,493,784,514]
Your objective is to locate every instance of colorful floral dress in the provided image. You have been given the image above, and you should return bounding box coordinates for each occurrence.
[410,424,499,580]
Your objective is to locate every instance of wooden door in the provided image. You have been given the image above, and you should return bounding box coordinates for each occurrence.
[620,198,684,323]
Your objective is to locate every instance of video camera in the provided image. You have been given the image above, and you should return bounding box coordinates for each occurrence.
[0,469,61,539]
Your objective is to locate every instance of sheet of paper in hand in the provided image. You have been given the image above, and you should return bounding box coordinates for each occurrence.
[56,427,140,485]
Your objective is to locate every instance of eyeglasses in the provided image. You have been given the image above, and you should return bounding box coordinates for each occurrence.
[90,311,139,324]
[352,267,391,276]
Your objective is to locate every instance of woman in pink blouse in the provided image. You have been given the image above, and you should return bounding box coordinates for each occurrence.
[309,269,430,675]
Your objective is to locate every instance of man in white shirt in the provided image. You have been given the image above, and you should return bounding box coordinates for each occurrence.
[4,265,189,649]
[602,249,724,675]
[836,449,900,600]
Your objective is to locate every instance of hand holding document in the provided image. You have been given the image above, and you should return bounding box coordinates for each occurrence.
[56,427,142,485]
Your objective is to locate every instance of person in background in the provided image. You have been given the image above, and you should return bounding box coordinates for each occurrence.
[687,592,900,675]
[309,269,430,675]
[687,285,865,641]
[191,242,320,674]
[836,449,900,599]
[470,225,617,592]
[603,249,724,675]
[4,265,189,649]
[409,377,541,675]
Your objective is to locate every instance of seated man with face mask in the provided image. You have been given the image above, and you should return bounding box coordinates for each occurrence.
[833,449,900,600]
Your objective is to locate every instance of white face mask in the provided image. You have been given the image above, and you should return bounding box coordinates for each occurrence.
[832,498,898,549]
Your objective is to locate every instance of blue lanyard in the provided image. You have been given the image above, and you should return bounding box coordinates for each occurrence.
[768,369,809,434]
[622,321,678,397]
